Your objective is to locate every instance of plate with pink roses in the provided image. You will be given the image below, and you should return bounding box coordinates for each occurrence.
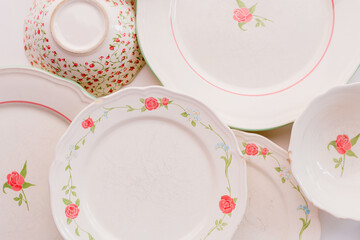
[136,0,360,131]
[0,67,94,240]
[290,83,360,220]
[232,130,321,240]
[50,86,247,240]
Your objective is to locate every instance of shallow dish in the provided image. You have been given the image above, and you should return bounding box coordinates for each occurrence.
[233,130,320,240]
[24,0,145,97]
[289,83,360,220]
[50,86,247,240]
[137,0,360,130]
[0,67,94,239]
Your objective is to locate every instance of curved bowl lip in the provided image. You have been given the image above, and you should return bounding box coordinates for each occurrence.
[49,85,248,240]
[289,82,360,221]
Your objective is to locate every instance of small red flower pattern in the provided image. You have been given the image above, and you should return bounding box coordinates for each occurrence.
[245,143,258,155]
[24,0,145,97]
[335,135,352,155]
[82,118,94,129]
[144,97,159,111]
[7,171,25,192]
[162,97,169,106]
[261,147,269,156]
[328,133,360,176]
[65,203,80,219]
[219,195,236,214]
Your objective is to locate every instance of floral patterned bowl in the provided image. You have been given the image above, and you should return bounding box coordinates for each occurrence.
[24,0,145,97]
[289,83,360,220]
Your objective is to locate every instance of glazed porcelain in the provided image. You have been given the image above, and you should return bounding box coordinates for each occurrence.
[137,0,360,130]
[232,130,320,240]
[0,67,94,240]
[289,83,360,220]
[50,86,247,240]
[24,0,145,97]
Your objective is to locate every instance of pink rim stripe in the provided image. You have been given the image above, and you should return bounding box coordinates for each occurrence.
[0,101,71,122]
[170,0,335,97]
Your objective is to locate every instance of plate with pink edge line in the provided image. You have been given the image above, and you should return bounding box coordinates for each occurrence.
[50,86,247,240]
[0,67,94,240]
[232,130,321,240]
[137,0,360,130]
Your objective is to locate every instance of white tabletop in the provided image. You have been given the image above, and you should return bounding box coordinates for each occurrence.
[1,0,359,239]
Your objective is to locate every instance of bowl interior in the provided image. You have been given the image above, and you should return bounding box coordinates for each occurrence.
[290,84,360,219]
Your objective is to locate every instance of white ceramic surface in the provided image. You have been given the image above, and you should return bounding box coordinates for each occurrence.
[50,86,247,240]
[0,67,94,239]
[1,1,360,238]
[290,83,360,220]
[137,0,360,130]
[24,0,145,97]
[232,130,321,240]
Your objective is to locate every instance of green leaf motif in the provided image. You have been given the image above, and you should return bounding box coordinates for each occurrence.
[242,142,247,147]
[233,197,238,203]
[333,158,338,163]
[13,197,20,201]
[88,234,95,240]
[238,22,248,31]
[181,112,188,117]
[281,177,286,183]
[346,149,358,158]
[335,163,341,168]
[191,121,196,127]
[139,98,145,103]
[75,198,80,206]
[141,106,146,112]
[67,218,72,225]
[327,141,336,150]
[62,185,67,191]
[2,182,11,194]
[22,182,35,189]
[351,134,360,146]
[275,167,281,172]
[249,3,257,14]
[63,198,72,206]
[18,199,22,206]
[75,145,80,150]
[236,0,246,8]
[90,125,95,133]
[75,227,80,236]
[20,160,27,178]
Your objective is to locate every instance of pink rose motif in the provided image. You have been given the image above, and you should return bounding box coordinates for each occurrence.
[7,171,24,191]
[144,97,159,111]
[65,203,79,219]
[262,148,269,156]
[162,98,169,106]
[233,8,253,23]
[219,195,236,214]
[82,118,94,129]
[245,143,258,155]
[335,135,352,155]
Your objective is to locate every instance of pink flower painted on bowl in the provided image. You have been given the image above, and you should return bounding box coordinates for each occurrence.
[219,195,236,214]
[65,203,79,219]
[7,171,24,191]
[245,143,258,156]
[162,97,169,106]
[144,97,159,111]
[261,148,269,156]
[233,8,253,23]
[82,118,94,129]
[335,135,352,155]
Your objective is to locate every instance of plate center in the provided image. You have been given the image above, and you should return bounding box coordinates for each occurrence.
[172,0,333,94]
[51,0,108,54]
[80,117,216,239]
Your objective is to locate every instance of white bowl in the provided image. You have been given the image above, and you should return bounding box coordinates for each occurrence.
[289,83,360,220]
[24,0,145,97]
